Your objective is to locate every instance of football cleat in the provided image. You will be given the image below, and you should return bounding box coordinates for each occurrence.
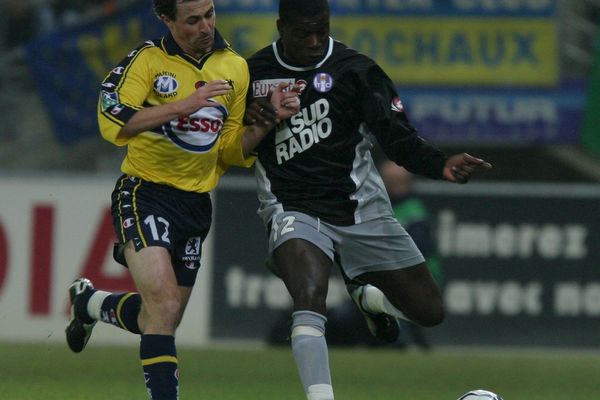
[65,278,97,353]
[458,389,503,400]
[347,282,400,343]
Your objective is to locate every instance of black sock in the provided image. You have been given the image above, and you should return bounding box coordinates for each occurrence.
[99,292,142,334]
[140,334,179,400]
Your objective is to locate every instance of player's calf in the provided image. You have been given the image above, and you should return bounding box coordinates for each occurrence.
[346,281,400,343]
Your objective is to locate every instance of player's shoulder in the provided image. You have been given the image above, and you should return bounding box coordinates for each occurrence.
[132,38,163,55]
[219,46,248,67]
[246,43,276,66]
[216,48,250,85]
[121,38,166,64]
[331,39,374,65]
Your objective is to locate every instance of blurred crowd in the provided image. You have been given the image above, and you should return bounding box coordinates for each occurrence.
[1,0,136,50]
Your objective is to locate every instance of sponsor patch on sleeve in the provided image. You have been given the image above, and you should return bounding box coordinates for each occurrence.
[101,90,120,112]
[391,96,404,112]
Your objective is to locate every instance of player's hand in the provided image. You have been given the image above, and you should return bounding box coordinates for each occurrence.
[179,80,233,115]
[243,99,278,127]
[244,83,300,128]
[269,83,301,120]
[443,153,492,184]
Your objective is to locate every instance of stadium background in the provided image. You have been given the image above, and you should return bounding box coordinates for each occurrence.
[1,0,600,358]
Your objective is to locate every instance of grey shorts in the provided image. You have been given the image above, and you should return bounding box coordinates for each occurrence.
[268,211,425,280]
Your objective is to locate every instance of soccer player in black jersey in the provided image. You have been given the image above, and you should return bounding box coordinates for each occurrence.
[245,1,492,399]
[64,1,299,399]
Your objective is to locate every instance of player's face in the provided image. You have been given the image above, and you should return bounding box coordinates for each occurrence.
[278,11,330,66]
[162,0,216,58]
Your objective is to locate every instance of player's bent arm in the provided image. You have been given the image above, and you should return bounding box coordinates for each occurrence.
[239,84,300,156]
[117,80,234,140]
[117,102,185,139]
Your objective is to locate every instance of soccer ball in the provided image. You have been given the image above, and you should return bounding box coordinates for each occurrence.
[457,389,503,400]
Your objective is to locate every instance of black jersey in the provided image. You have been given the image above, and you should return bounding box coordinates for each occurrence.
[247,38,447,226]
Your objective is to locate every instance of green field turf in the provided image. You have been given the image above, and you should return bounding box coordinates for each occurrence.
[1,342,599,399]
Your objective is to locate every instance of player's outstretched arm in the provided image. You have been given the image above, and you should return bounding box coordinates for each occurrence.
[442,153,493,184]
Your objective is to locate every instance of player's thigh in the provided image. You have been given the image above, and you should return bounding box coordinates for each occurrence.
[124,242,179,305]
[274,239,332,292]
[361,262,441,306]
[270,212,334,309]
[111,175,211,288]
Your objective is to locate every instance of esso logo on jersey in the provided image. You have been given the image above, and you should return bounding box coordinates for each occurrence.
[164,102,229,153]
[176,117,223,134]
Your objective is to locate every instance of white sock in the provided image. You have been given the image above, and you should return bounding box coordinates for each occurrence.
[307,384,334,400]
[87,290,111,320]
[362,285,410,322]
[291,311,333,400]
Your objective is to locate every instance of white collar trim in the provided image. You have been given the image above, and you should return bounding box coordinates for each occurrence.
[272,37,334,71]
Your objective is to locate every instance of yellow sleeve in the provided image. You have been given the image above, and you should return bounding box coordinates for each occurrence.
[218,57,255,168]
[97,45,154,146]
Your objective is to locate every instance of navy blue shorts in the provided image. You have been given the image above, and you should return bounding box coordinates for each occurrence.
[110,175,212,287]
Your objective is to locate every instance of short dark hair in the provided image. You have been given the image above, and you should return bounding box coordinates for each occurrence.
[153,0,200,20]
[279,0,329,22]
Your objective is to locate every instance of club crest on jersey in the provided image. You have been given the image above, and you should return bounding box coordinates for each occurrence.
[153,72,179,97]
[391,97,404,113]
[313,73,333,93]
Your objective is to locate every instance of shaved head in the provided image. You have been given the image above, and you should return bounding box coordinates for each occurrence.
[279,0,330,23]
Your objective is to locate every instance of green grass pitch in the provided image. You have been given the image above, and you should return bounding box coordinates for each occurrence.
[1,342,599,399]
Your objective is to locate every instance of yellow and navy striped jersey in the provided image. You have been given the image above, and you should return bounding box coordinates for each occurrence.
[98,30,253,193]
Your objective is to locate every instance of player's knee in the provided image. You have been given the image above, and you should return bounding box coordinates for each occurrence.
[417,303,445,327]
[290,281,328,311]
[161,297,184,318]
[142,293,183,329]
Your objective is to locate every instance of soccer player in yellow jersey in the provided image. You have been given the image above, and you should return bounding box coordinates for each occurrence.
[65,1,300,399]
